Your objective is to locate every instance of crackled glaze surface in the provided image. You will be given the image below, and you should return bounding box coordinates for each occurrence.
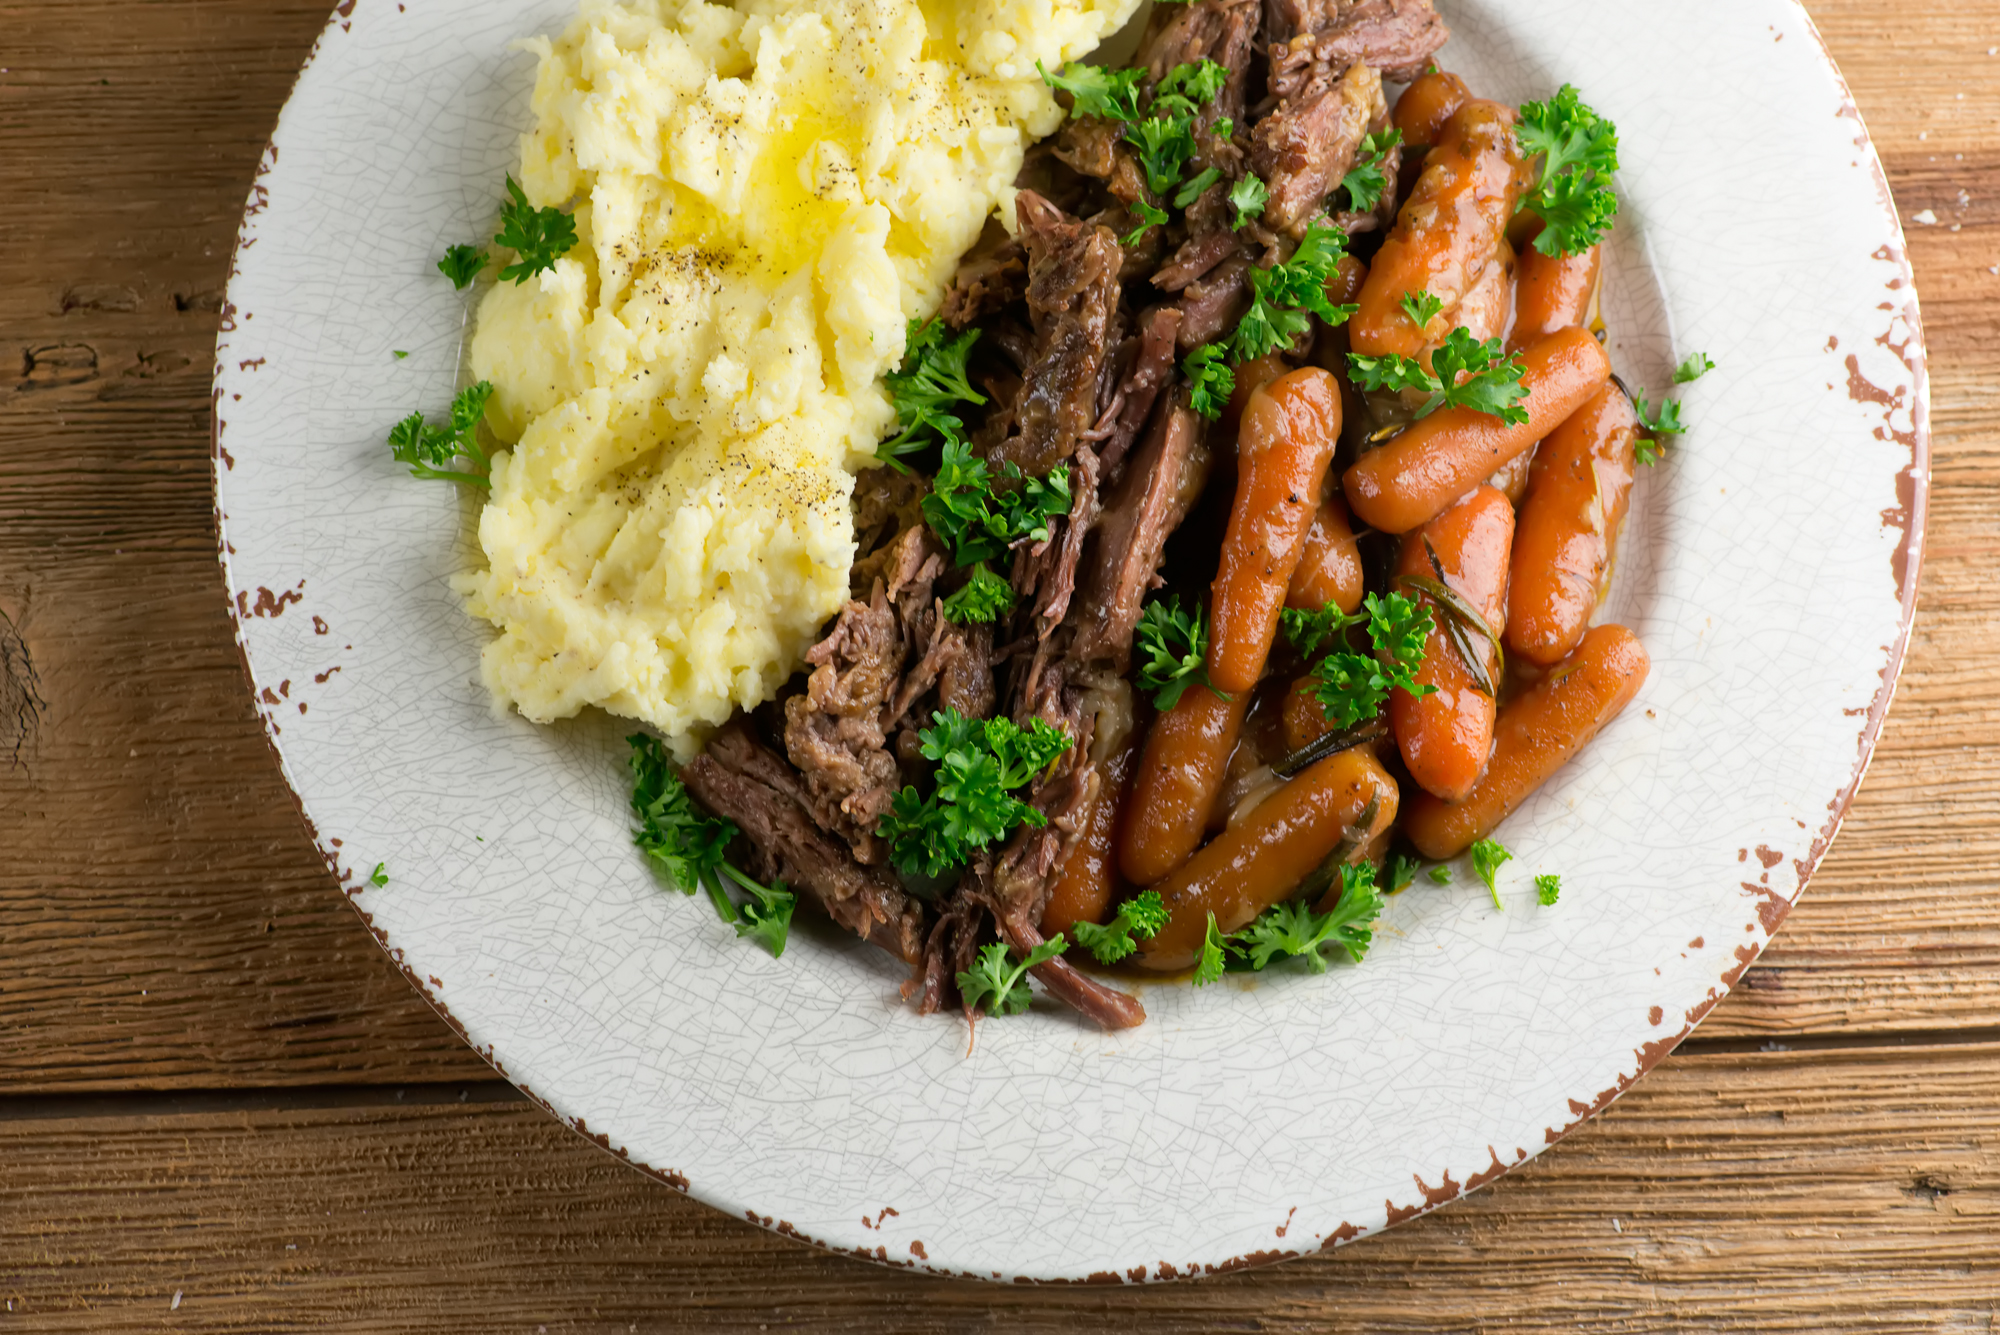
[212,0,1925,1281]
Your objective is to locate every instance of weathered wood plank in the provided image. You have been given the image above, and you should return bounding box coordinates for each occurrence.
[1,1044,1997,1330]
[0,0,1998,1089]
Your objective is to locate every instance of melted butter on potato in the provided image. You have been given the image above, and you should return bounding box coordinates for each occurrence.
[460,0,1138,749]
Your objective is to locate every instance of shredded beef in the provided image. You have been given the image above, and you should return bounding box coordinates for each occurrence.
[1095,305,1183,480]
[1142,0,1259,133]
[990,192,1124,478]
[1173,255,1253,351]
[785,524,947,863]
[1252,63,1386,239]
[943,238,1026,331]
[684,724,924,963]
[1072,403,1211,669]
[1265,0,1449,101]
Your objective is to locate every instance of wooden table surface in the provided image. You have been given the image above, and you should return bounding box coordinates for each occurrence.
[4,2,1997,1328]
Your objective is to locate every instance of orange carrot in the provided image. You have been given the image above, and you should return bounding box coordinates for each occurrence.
[1505,382,1640,666]
[1208,368,1343,695]
[1390,486,1514,803]
[1343,326,1612,534]
[1404,624,1650,858]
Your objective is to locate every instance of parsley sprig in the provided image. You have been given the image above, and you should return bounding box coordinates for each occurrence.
[1234,864,1385,971]
[628,734,796,957]
[1229,174,1267,230]
[1470,837,1512,911]
[879,318,987,471]
[959,936,1069,1016]
[1348,327,1530,425]
[1122,200,1169,247]
[438,243,487,290]
[879,709,1074,879]
[1284,592,1437,730]
[1184,344,1235,421]
[942,562,1017,626]
[1038,61,1144,121]
[1072,890,1170,964]
[1515,86,1620,258]
[1400,289,1445,330]
[1535,873,1562,907]
[1341,127,1403,213]
[1232,222,1358,362]
[494,175,579,284]
[1194,864,1386,983]
[387,381,495,486]
[1134,596,1220,710]
[922,439,1072,567]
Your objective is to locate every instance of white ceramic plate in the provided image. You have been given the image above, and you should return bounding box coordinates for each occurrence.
[213,0,1926,1281]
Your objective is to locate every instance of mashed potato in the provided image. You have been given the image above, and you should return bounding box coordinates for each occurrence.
[460,0,1141,748]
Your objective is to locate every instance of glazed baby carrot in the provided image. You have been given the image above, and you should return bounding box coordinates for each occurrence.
[1131,746,1399,972]
[1118,685,1249,887]
[1343,325,1612,534]
[1506,383,1640,666]
[1508,235,1603,352]
[1041,740,1139,940]
[1404,623,1650,859]
[1286,495,1365,616]
[1390,485,1514,803]
[1208,368,1344,695]
[1350,100,1531,361]
[1392,69,1472,151]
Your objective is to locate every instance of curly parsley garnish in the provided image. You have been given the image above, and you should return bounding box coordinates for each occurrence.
[1232,222,1358,362]
[1122,200,1169,247]
[1156,58,1228,110]
[1126,115,1198,198]
[387,381,495,486]
[959,936,1069,1017]
[1632,388,1690,466]
[1535,873,1562,907]
[1229,174,1267,230]
[1341,127,1403,213]
[1470,837,1512,911]
[1515,86,1620,258]
[879,709,1074,879]
[628,734,794,957]
[1233,863,1384,971]
[1675,352,1716,384]
[942,562,1018,626]
[437,243,487,291]
[1400,288,1445,330]
[1288,592,1436,730]
[1348,327,1530,425]
[1037,61,1144,122]
[879,318,987,470]
[922,439,1071,571]
[1134,596,1220,710]
[1193,911,1229,987]
[1184,343,1236,421]
[493,175,578,284]
[1072,890,1171,964]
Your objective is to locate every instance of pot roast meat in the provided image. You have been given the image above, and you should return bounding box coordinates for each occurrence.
[1071,402,1211,670]
[991,191,1124,478]
[784,524,944,864]
[1095,305,1184,480]
[1265,0,1449,102]
[1252,63,1387,239]
[1173,254,1254,351]
[1141,0,1260,133]
[684,723,925,964]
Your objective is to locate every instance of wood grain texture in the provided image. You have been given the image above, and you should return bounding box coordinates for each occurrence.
[0,0,1998,1324]
[1,1045,1998,1331]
